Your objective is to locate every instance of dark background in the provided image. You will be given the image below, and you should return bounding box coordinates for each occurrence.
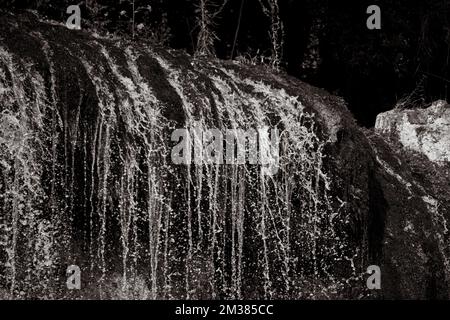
[2,0,450,127]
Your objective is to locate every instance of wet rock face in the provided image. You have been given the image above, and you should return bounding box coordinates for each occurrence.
[367,134,450,299]
[0,12,449,300]
[375,100,450,163]
[370,99,450,299]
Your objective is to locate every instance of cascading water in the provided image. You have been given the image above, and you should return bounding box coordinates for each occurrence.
[0,14,368,299]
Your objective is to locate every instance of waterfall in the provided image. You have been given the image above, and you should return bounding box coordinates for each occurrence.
[0,14,364,299]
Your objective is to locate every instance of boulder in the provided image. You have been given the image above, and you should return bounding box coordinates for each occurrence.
[375,100,450,163]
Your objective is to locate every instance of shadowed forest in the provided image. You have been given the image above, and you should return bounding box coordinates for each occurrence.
[3,0,450,126]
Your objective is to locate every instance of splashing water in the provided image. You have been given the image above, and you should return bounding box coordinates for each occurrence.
[0,21,362,299]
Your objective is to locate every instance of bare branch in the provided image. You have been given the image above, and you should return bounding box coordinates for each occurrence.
[195,0,230,57]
